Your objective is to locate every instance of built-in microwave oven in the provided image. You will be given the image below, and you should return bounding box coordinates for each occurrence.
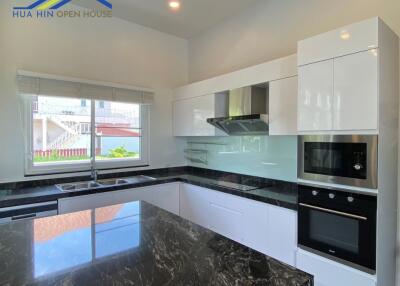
[298,135,378,189]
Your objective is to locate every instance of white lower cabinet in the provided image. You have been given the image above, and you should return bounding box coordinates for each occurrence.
[138,183,180,215]
[58,183,180,215]
[58,181,380,284]
[179,183,211,228]
[266,204,297,265]
[208,201,245,243]
[59,182,297,266]
[179,183,297,266]
[296,249,377,286]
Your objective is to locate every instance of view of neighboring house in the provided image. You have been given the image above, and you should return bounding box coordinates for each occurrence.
[33,96,140,163]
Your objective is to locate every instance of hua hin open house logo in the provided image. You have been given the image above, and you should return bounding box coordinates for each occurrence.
[13,0,113,18]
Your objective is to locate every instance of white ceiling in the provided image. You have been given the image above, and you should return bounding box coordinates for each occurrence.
[74,0,260,39]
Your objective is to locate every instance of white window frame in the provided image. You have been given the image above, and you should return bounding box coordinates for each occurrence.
[25,96,150,176]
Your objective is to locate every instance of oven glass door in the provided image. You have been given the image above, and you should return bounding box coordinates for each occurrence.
[304,142,367,179]
[298,203,376,270]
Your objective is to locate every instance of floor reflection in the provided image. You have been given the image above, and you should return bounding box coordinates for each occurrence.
[33,201,141,278]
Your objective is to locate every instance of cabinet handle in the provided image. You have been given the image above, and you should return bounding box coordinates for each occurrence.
[299,203,367,220]
[209,202,242,216]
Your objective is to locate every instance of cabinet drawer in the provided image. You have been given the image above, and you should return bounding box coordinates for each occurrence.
[208,201,244,242]
[296,249,376,286]
[179,183,297,267]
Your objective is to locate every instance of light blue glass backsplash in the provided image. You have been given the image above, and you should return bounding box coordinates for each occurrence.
[185,136,298,182]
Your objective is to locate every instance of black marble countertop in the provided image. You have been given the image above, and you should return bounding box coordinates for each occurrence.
[0,200,312,286]
[0,167,298,210]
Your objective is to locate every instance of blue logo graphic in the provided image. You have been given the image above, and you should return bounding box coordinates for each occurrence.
[14,0,112,10]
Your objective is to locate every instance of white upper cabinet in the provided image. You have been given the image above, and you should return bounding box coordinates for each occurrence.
[298,18,378,66]
[333,50,378,130]
[173,55,298,136]
[174,55,297,100]
[173,93,225,136]
[298,60,334,131]
[297,18,380,133]
[269,76,298,135]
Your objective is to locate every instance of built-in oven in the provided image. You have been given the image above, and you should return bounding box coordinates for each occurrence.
[298,184,377,273]
[298,135,378,189]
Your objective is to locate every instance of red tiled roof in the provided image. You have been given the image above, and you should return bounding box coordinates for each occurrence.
[34,205,123,243]
[96,123,140,137]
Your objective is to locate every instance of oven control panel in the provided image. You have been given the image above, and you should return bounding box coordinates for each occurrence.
[298,184,377,212]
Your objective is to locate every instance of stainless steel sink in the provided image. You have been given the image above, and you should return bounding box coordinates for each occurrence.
[57,181,100,192]
[56,175,156,192]
[126,175,157,183]
[97,178,129,186]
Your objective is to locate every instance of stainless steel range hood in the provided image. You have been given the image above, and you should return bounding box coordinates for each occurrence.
[207,84,269,135]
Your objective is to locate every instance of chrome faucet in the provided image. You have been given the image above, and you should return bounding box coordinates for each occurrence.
[90,155,97,181]
[91,167,98,181]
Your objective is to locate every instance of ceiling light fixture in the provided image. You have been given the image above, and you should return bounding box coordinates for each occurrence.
[340,30,351,40]
[168,0,181,11]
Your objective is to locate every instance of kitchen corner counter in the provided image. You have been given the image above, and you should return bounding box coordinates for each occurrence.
[174,174,298,210]
[0,167,298,210]
[0,200,312,286]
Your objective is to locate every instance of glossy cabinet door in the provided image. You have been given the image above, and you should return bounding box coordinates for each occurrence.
[206,187,258,244]
[179,184,211,228]
[58,183,180,215]
[241,199,270,256]
[173,94,217,136]
[298,60,334,131]
[137,183,180,215]
[179,183,297,267]
[180,183,247,243]
[297,18,378,66]
[266,204,297,266]
[296,249,377,286]
[269,76,298,135]
[208,201,245,243]
[173,97,194,136]
[58,188,145,214]
[333,50,378,131]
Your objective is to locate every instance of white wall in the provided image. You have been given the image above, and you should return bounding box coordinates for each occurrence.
[188,0,400,284]
[398,44,400,286]
[188,0,400,82]
[0,2,188,182]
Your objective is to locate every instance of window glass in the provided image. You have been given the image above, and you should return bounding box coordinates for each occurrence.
[94,101,141,162]
[32,96,91,166]
[28,96,148,174]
